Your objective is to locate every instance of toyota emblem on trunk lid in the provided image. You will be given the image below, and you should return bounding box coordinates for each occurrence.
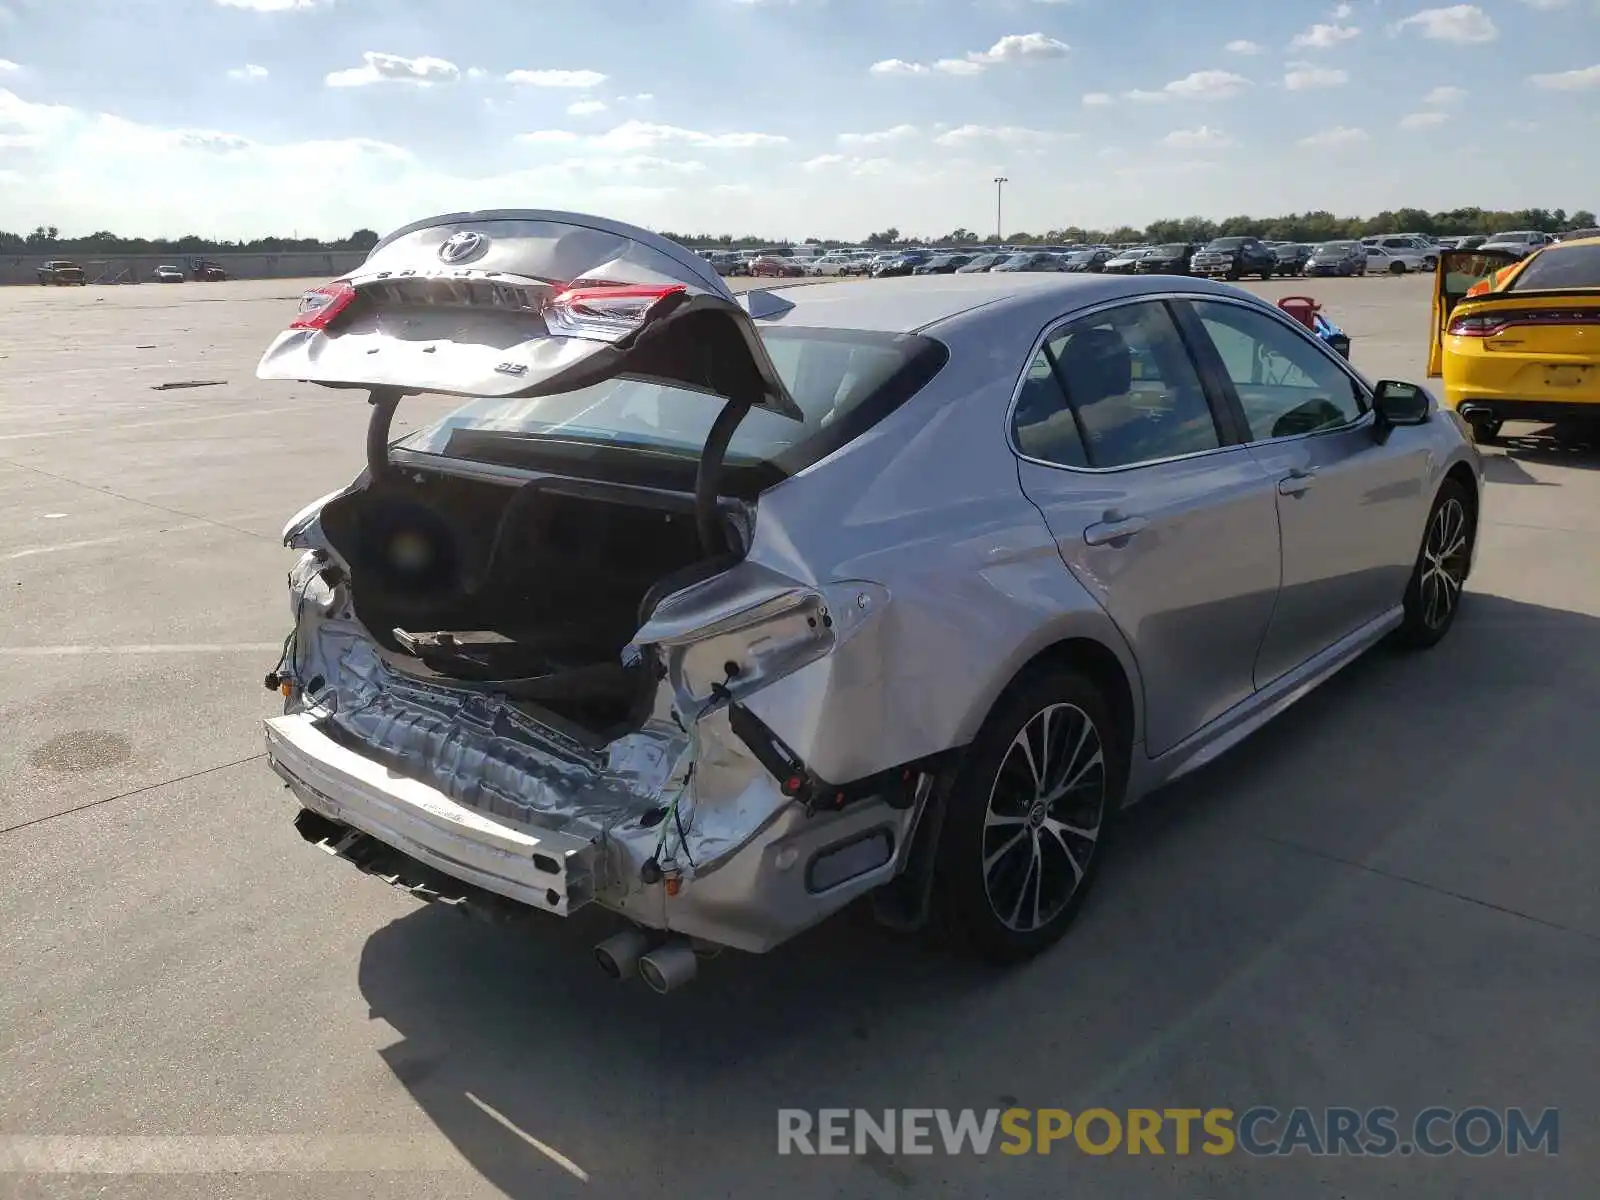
[438,231,489,264]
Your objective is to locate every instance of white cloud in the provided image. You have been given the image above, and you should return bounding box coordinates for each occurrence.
[1160,125,1235,149]
[506,68,608,88]
[1082,91,1113,105]
[869,31,1068,77]
[1284,66,1350,89]
[325,52,459,87]
[1528,64,1600,90]
[933,124,1070,147]
[802,153,846,171]
[0,59,18,72]
[1298,125,1368,146]
[802,153,895,177]
[838,124,918,146]
[968,32,1071,63]
[869,58,929,76]
[226,64,269,80]
[465,67,488,80]
[1291,22,1361,48]
[1424,84,1468,104]
[1333,2,1354,16]
[1125,69,1252,101]
[1225,40,1264,54]
[519,120,788,151]
[214,0,327,9]
[933,58,987,76]
[1399,110,1449,127]
[1517,0,1569,8]
[1395,6,1498,44]
[566,99,607,115]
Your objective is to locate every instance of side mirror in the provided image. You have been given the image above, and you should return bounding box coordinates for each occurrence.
[1372,380,1431,442]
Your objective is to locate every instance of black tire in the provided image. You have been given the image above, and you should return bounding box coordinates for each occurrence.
[1260,269,1274,281]
[1395,479,1475,649]
[937,667,1124,963]
[1465,413,1502,445]
[1389,261,1407,275]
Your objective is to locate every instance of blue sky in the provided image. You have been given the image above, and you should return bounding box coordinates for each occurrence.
[0,0,1596,239]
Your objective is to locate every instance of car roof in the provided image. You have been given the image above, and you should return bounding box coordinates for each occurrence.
[753,272,1258,335]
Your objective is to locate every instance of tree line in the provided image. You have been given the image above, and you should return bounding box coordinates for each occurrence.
[0,227,382,255]
[664,206,1599,249]
[7,204,1594,258]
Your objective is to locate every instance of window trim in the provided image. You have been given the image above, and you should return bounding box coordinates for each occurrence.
[1004,293,1244,475]
[1173,295,1376,448]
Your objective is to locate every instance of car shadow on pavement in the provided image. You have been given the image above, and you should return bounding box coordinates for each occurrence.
[355,592,1600,1199]
[1498,425,1600,471]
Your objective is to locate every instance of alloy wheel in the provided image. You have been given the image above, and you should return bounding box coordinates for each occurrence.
[981,703,1107,932]
[1420,497,1470,631]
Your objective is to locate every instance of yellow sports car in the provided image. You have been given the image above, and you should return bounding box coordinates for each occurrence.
[1428,236,1600,444]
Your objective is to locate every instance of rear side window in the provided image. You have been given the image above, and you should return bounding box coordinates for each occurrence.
[1507,244,1600,291]
[1012,301,1221,470]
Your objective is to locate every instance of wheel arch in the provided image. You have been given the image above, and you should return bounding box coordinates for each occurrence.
[967,632,1142,782]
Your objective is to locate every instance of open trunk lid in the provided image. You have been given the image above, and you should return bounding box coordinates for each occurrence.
[256,209,802,419]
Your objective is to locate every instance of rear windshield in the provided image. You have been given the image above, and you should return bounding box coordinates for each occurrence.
[397,327,948,480]
[1154,244,1190,255]
[1207,238,1247,249]
[1318,241,1357,252]
[1507,244,1600,291]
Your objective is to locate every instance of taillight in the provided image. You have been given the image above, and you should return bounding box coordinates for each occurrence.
[544,283,687,342]
[289,281,357,331]
[1448,308,1600,337]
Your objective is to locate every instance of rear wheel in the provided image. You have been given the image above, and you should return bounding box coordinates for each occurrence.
[1395,479,1475,649]
[1389,260,1408,275]
[938,668,1123,963]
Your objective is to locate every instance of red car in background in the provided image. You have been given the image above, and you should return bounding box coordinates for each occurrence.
[748,255,804,278]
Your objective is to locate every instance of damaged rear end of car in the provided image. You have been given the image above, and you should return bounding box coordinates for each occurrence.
[258,210,949,981]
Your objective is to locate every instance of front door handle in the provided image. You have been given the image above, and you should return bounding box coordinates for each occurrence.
[1084,510,1149,547]
[1278,466,1317,496]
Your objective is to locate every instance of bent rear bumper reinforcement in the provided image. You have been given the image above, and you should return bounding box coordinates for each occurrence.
[265,713,597,916]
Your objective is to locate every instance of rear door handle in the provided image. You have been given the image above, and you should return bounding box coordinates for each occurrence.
[1278,466,1317,496]
[1083,512,1149,547]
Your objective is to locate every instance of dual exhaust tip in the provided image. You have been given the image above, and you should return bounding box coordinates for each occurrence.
[594,929,699,993]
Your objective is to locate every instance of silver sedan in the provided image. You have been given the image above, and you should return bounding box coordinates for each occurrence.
[257,210,1481,987]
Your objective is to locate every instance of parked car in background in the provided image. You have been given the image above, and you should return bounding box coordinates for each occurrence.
[1304,241,1367,277]
[1478,230,1551,259]
[750,255,804,278]
[1190,237,1277,281]
[1061,248,1115,274]
[153,264,185,283]
[190,260,229,281]
[1428,236,1600,445]
[874,250,932,278]
[1364,245,1434,275]
[955,252,1007,274]
[913,253,974,275]
[992,251,1067,273]
[1134,243,1200,276]
[1273,243,1313,277]
[37,260,86,285]
[1103,247,1152,274]
[1555,227,1600,243]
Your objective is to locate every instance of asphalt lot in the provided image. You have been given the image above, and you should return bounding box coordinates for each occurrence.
[1,274,1595,1198]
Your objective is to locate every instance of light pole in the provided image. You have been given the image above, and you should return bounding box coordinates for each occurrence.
[993,176,1008,244]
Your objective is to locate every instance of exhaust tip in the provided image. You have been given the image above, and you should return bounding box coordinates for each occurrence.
[637,941,698,994]
[593,929,651,981]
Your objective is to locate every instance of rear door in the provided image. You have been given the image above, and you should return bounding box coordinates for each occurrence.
[1180,297,1431,686]
[255,209,802,419]
[1427,248,1524,376]
[1012,297,1283,757]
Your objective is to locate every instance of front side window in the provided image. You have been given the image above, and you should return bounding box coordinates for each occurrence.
[1012,301,1222,470]
[1191,300,1365,440]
